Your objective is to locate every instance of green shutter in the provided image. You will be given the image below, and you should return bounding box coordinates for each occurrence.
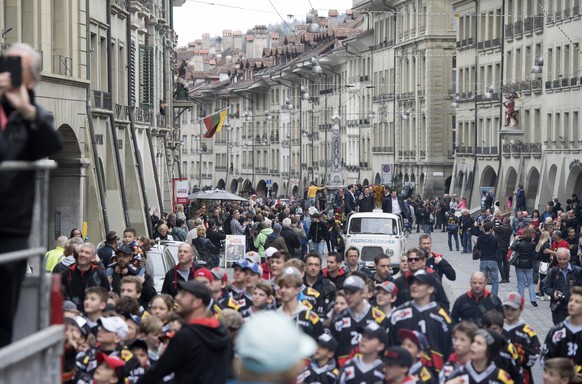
[139,44,154,108]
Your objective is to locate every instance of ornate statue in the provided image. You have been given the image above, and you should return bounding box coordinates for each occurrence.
[503,91,519,127]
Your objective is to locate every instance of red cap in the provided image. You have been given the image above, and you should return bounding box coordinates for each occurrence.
[194,268,214,282]
[96,352,127,379]
[517,229,524,236]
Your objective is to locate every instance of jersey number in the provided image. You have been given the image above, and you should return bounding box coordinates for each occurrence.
[350,331,362,345]
[567,342,578,356]
[418,320,427,334]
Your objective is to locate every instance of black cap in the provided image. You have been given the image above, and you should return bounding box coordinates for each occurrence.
[116,242,133,256]
[411,270,436,287]
[361,322,388,345]
[317,333,338,353]
[384,346,413,367]
[178,280,211,306]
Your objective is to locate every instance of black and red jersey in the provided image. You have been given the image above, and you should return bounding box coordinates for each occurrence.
[409,361,438,384]
[541,317,582,373]
[297,360,339,384]
[447,361,514,384]
[388,301,452,372]
[439,353,465,384]
[329,302,388,366]
[503,320,541,384]
[338,356,384,384]
[279,302,324,340]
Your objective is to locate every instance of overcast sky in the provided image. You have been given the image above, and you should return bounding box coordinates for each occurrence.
[173,0,353,46]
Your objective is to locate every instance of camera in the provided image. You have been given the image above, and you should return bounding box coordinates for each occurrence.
[0,55,22,87]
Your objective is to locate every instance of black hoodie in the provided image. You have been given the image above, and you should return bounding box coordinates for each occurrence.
[137,317,232,384]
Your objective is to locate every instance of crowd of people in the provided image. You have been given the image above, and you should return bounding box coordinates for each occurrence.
[42,181,582,383]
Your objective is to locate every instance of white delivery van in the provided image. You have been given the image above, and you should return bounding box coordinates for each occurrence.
[343,210,406,272]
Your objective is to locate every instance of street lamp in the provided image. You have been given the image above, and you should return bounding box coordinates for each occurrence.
[531,56,544,74]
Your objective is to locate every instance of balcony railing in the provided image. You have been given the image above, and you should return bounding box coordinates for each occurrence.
[53,55,72,76]
[135,106,153,124]
[114,104,129,120]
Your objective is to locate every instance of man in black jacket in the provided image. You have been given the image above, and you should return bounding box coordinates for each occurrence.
[0,44,63,347]
[459,209,474,253]
[61,243,110,311]
[308,213,328,256]
[494,217,513,283]
[281,218,301,258]
[345,184,356,215]
[137,281,232,384]
[357,186,374,212]
[304,253,336,318]
[450,271,503,326]
[419,234,456,281]
[162,243,197,297]
[393,247,450,311]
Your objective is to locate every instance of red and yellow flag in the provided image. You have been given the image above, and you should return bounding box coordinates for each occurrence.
[203,110,227,138]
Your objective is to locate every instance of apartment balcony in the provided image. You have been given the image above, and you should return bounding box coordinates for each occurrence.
[503,142,542,158]
[372,146,394,153]
[114,104,130,121]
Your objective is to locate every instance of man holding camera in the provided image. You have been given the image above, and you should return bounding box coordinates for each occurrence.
[543,247,582,324]
[0,43,62,347]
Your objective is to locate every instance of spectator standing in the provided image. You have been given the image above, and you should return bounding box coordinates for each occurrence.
[420,234,456,282]
[0,44,63,347]
[542,248,582,324]
[495,216,513,283]
[303,253,336,318]
[450,272,503,326]
[230,209,250,235]
[475,221,500,295]
[510,228,538,307]
[97,231,119,268]
[344,184,357,215]
[446,211,460,252]
[459,209,474,254]
[61,243,110,311]
[45,236,68,272]
[322,252,347,289]
[342,247,373,279]
[307,213,327,257]
[161,243,196,297]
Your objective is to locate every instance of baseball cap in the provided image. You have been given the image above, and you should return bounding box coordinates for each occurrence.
[243,262,263,276]
[264,247,278,258]
[194,268,214,283]
[282,266,302,279]
[115,242,133,256]
[220,308,243,330]
[245,251,261,264]
[233,259,249,269]
[384,346,413,367]
[411,270,436,287]
[475,329,507,356]
[62,300,77,311]
[96,352,127,380]
[211,267,228,283]
[343,275,366,291]
[106,231,120,243]
[376,281,398,296]
[98,316,129,340]
[502,292,524,309]
[236,312,316,373]
[178,280,212,306]
[317,333,338,353]
[362,322,388,345]
[64,315,91,338]
[398,329,429,352]
[124,312,141,327]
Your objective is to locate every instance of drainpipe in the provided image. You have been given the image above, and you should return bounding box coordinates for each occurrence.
[107,0,130,226]
[468,0,479,208]
[85,0,110,234]
[126,1,153,237]
[495,0,506,209]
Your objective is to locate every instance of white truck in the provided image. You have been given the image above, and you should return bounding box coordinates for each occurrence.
[343,210,406,272]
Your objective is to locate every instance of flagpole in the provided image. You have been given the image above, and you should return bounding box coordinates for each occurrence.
[193,106,230,124]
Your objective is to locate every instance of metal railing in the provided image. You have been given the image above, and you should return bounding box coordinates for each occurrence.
[0,160,57,331]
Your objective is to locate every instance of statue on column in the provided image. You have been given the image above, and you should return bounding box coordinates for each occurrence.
[503,91,519,127]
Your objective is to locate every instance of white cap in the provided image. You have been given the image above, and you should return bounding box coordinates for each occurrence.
[264,247,278,258]
[245,251,261,264]
[98,316,129,339]
[236,312,316,373]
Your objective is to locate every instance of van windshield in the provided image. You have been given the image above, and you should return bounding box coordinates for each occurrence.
[348,217,399,235]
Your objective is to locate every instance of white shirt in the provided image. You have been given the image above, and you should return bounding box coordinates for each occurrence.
[391,197,402,214]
